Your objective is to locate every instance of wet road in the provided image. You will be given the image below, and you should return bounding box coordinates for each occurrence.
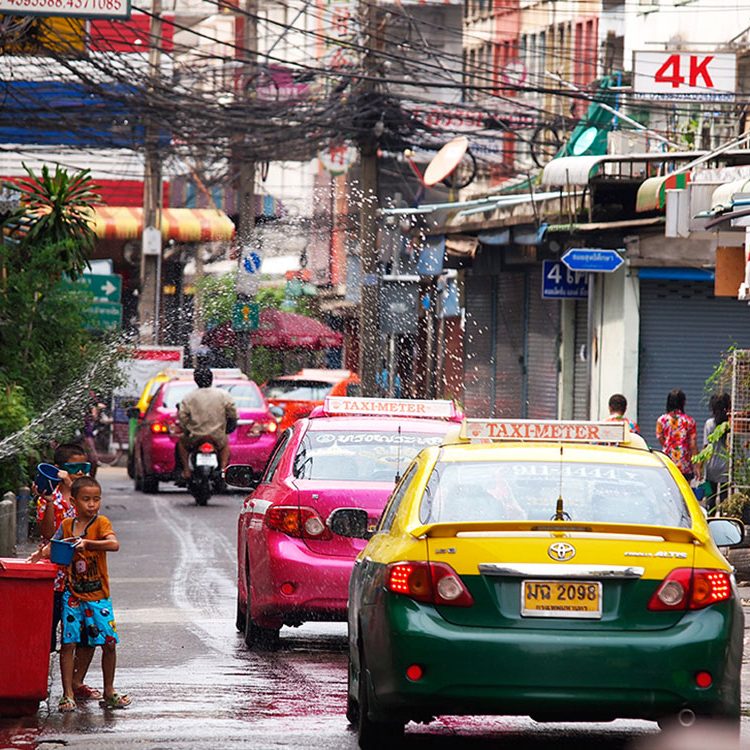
[1,467,749,749]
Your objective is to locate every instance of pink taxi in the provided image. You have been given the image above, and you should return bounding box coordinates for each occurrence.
[231,397,461,649]
[133,371,278,493]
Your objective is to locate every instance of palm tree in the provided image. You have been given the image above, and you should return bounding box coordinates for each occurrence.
[3,164,101,279]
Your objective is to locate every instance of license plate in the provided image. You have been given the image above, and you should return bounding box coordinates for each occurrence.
[521,580,602,619]
[196,453,218,467]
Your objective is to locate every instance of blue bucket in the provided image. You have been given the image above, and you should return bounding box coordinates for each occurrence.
[50,539,76,566]
[35,463,61,495]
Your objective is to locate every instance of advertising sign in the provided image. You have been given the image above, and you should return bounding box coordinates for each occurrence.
[0,0,131,19]
[633,51,736,101]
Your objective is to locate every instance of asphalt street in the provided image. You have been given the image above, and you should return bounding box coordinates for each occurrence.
[1,466,749,749]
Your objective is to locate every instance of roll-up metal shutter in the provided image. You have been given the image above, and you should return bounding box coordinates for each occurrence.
[638,279,750,446]
[526,266,560,419]
[463,273,495,417]
[494,272,525,416]
[573,299,589,419]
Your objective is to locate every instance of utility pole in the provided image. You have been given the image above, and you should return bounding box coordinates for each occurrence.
[357,0,381,397]
[234,0,258,376]
[139,0,163,344]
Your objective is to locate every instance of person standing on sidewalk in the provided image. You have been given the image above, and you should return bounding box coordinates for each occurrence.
[30,476,130,712]
[656,388,699,482]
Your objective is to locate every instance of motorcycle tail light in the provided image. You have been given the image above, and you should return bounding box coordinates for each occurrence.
[386,562,474,607]
[198,442,215,453]
[648,568,733,611]
[265,506,332,540]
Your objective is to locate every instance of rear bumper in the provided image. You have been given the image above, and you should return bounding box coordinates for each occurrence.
[145,435,276,478]
[360,596,743,722]
[252,535,354,625]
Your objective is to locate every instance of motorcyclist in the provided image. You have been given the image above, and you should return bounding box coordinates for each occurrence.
[177,367,237,480]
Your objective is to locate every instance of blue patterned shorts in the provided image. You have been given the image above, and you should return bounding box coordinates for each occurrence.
[61,592,119,647]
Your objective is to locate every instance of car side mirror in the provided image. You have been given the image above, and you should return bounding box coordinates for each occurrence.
[708,517,745,547]
[224,464,259,489]
[269,405,284,421]
[328,508,373,539]
[126,407,141,420]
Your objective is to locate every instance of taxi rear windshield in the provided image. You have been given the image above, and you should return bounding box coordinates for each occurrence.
[420,461,691,528]
[293,431,444,482]
[160,382,264,410]
[264,380,333,401]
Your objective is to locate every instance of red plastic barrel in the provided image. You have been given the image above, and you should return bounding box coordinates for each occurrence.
[0,558,56,716]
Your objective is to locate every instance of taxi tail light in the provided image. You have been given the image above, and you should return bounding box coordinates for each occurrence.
[150,421,169,434]
[265,505,332,540]
[386,562,474,607]
[248,419,278,437]
[648,568,733,611]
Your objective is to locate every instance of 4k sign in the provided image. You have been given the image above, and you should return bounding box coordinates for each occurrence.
[633,51,736,101]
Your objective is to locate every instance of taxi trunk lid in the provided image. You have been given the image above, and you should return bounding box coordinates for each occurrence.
[294,481,392,557]
[422,522,698,631]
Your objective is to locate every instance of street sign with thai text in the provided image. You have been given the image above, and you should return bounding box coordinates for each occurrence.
[561,249,624,274]
[542,260,589,299]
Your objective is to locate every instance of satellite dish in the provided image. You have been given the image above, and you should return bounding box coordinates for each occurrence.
[423,136,469,187]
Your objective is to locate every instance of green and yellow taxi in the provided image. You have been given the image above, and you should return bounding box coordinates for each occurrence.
[332,419,745,748]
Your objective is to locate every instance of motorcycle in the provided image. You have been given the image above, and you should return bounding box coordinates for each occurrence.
[187,438,223,506]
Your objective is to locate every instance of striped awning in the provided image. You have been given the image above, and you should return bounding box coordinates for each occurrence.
[88,207,235,242]
[635,172,691,213]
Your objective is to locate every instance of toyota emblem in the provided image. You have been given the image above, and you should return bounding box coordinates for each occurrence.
[548,542,576,562]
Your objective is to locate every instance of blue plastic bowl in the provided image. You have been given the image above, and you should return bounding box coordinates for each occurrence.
[50,539,76,566]
[35,463,61,495]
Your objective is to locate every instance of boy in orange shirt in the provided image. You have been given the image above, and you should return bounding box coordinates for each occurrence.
[31,476,130,712]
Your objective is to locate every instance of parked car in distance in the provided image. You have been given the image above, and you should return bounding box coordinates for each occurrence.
[133,369,278,493]
[262,369,361,432]
[230,396,462,650]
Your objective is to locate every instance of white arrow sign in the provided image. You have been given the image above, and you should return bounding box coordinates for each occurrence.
[102,281,117,297]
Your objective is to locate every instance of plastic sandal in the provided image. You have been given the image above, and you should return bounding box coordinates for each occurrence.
[73,684,103,700]
[58,696,77,713]
[99,693,131,709]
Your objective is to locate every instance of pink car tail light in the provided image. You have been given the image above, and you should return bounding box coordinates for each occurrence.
[150,422,169,434]
[648,568,733,611]
[265,506,332,540]
[248,420,278,437]
[386,562,474,607]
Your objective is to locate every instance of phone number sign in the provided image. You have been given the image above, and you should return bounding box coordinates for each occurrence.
[0,0,129,18]
[633,51,736,101]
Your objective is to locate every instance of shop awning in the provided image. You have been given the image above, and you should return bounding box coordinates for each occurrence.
[88,207,235,242]
[541,155,611,187]
[710,178,750,213]
[635,172,690,213]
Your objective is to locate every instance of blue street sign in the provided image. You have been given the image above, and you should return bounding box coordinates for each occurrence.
[542,260,589,299]
[561,248,624,273]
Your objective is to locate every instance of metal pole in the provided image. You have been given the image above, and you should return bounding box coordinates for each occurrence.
[357,0,381,397]
[139,0,163,344]
[234,0,258,376]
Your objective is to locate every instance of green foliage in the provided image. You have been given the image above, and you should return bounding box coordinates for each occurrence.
[693,420,730,466]
[193,275,317,384]
[0,165,130,495]
[3,164,101,280]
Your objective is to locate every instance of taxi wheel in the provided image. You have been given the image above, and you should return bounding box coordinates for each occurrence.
[127,452,135,479]
[357,654,404,749]
[235,593,246,633]
[243,574,280,651]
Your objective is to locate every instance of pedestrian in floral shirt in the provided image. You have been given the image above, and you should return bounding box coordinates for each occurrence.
[656,389,698,481]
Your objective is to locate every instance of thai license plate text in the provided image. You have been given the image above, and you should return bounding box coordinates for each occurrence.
[522,580,602,619]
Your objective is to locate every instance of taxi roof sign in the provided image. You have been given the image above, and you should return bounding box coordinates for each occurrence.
[460,419,627,443]
[323,397,457,419]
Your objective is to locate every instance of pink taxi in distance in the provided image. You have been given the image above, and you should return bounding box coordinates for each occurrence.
[231,396,462,649]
